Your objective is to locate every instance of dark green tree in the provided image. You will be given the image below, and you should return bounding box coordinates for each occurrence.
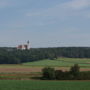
[70,64,80,79]
[42,67,55,80]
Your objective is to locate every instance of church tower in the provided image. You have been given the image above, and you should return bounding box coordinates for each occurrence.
[27,40,30,49]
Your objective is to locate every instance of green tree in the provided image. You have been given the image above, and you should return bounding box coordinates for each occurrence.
[42,67,55,80]
[70,64,80,79]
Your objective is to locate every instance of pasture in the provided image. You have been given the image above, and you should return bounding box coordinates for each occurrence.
[0,80,90,90]
[23,58,90,67]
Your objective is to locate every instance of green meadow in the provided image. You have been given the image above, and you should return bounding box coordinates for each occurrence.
[23,58,90,67]
[0,80,90,90]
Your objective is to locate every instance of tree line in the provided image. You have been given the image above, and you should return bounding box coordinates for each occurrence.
[42,64,90,80]
[0,47,90,64]
[42,64,80,80]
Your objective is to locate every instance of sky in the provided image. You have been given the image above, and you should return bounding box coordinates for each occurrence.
[0,0,90,48]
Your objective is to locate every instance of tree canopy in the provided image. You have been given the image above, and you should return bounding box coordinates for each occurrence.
[0,47,90,64]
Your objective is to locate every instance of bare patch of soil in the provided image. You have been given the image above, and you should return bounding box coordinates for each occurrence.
[0,67,42,73]
[0,67,90,73]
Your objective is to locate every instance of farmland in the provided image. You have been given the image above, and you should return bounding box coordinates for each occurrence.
[0,58,90,73]
[0,80,90,90]
[0,58,89,80]
[0,58,89,89]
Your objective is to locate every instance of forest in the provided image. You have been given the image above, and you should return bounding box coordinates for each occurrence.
[0,47,90,64]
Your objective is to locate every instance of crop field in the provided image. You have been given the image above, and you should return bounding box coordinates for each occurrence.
[0,80,89,90]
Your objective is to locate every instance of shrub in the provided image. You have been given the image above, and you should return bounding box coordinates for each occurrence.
[55,70,64,80]
[42,67,55,80]
[70,64,80,79]
[78,71,90,80]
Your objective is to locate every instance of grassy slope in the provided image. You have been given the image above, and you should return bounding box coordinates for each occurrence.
[23,58,90,67]
[0,80,90,90]
[0,58,90,68]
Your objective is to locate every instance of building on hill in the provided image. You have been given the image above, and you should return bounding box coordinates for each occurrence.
[17,41,30,50]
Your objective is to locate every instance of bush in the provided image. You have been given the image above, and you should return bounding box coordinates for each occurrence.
[70,64,80,79]
[55,70,64,80]
[42,67,55,80]
[78,71,90,80]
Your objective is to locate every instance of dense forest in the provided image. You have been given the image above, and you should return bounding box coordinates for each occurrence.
[0,47,90,64]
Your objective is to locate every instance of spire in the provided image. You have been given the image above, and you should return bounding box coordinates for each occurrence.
[27,40,30,49]
[27,40,29,45]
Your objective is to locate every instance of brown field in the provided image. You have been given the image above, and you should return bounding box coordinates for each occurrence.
[0,67,41,73]
[0,67,90,73]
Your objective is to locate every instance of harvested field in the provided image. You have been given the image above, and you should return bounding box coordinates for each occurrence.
[0,67,42,73]
[0,67,90,73]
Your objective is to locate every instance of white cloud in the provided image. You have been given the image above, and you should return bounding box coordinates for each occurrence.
[62,0,90,10]
[27,0,90,21]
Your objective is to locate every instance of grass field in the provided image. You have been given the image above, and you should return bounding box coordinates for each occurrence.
[23,58,90,67]
[0,80,90,90]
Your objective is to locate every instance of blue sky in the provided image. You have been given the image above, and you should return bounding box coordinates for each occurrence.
[0,0,90,48]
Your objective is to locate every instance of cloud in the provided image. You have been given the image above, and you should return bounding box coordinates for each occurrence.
[62,0,90,10]
[26,0,90,21]
[3,0,89,29]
